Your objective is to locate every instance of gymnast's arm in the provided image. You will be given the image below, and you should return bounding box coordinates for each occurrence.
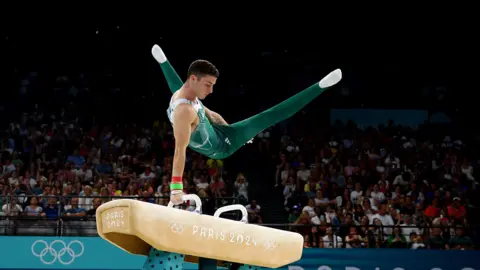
[173,104,196,175]
[171,105,196,202]
[204,106,228,125]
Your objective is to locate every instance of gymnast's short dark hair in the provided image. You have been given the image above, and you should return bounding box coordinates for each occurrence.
[187,60,219,79]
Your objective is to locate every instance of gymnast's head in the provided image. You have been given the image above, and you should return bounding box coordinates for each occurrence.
[186,60,219,100]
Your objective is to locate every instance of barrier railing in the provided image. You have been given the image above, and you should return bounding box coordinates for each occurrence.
[0,194,240,216]
[0,194,241,236]
[1,195,478,249]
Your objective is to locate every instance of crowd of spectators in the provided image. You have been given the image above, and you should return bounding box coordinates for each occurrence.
[277,121,477,249]
[1,95,478,249]
[2,57,478,250]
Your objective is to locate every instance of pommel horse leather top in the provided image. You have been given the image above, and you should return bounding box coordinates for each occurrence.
[96,199,303,268]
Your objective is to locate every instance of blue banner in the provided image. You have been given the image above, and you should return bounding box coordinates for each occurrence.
[0,237,478,270]
[285,248,479,270]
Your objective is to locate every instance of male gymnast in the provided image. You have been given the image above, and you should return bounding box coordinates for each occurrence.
[151,45,342,204]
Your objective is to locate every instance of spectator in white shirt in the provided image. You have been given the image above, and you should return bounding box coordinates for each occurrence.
[371,184,385,202]
[302,199,321,225]
[314,190,329,207]
[2,162,16,177]
[277,162,291,186]
[302,199,316,218]
[296,162,311,182]
[8,171,19,186]
[400,215,421,242]
[283,176,296,206]
[321,227,343,248]
[376,162,386,174]
[393,172,410,186]
[73,164,93,182]
[78,185,96,210]
[371,204,395,235]
[461,159,476,182]
[385,154,400,169]
[1,198,23,217]
[245,200,261,214]
[325,204,337,224]
[350,183,363,205]
[139,167,156,183]
[196,177,209,191]
[234,173,249,202]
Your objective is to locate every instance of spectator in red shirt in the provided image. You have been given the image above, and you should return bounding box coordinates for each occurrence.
[447,197,466,222]
[424,198,441,218]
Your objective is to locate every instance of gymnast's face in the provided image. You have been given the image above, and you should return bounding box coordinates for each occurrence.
[190,74,217,100]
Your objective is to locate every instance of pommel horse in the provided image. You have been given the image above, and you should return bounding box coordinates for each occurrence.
[96,194,303,269]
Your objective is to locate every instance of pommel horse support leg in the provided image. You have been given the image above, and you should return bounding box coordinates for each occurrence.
[96,195,303,269]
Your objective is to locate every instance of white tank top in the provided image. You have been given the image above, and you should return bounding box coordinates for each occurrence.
[167,97,214,151]
[167,97,202,124]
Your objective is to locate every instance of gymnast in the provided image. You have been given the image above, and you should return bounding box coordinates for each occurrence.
[151,45,342,205]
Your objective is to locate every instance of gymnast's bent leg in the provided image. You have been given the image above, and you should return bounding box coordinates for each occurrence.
[151,45,184,94]
[216,69,342,157]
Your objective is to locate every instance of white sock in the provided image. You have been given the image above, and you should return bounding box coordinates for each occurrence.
[319,69,342,88]
[151,44,167,64]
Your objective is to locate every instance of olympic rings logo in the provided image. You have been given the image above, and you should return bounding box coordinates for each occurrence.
[169,221,185,234]
[263,240,277,251]
[31,240,85,265]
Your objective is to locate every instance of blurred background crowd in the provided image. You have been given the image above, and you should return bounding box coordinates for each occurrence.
[2,24,479,250]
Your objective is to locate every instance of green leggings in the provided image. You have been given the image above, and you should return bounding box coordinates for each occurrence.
[160,60,336,159]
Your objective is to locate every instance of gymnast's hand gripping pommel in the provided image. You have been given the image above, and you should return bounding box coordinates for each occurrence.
[153,44,342,160]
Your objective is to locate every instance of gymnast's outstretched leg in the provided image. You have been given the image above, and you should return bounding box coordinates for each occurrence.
[215,69,342,157]
[151,45,183,94]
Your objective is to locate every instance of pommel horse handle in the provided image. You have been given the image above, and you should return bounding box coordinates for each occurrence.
[167,194,202,214]
[214,205,249,224]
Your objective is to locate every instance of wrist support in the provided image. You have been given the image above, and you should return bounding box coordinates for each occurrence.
[170,176,183,191]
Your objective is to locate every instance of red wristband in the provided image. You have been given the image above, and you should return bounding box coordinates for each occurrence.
[172,176,182,183]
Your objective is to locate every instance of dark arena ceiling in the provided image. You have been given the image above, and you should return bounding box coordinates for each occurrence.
[4,22,479,124]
